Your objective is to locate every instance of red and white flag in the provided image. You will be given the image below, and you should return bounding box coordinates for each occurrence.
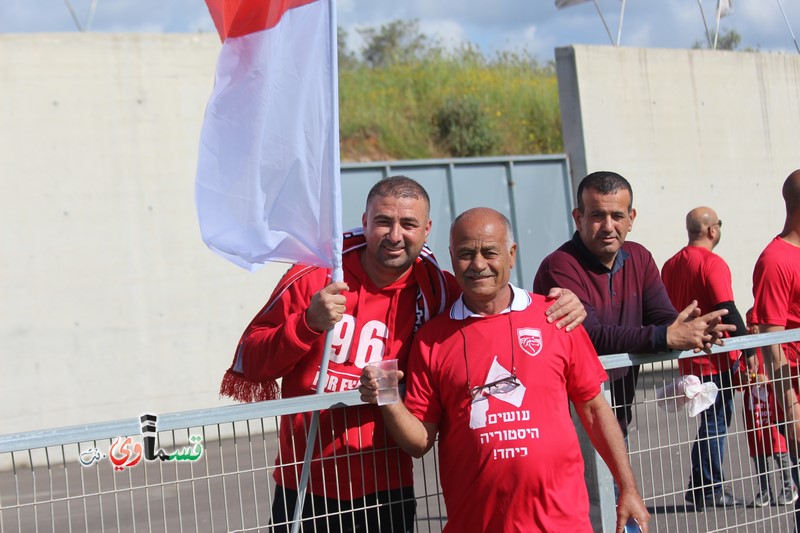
[196,0,342,271]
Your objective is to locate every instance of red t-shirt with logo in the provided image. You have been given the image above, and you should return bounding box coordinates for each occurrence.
[405,286,607,532]
[661,245,740,376]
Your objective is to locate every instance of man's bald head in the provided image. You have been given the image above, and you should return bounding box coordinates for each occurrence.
[685,206,721,248]
[782,170,800,213]
[686,207,719,235]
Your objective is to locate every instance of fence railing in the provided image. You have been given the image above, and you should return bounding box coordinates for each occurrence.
[2,330,800,532]
[595,329,800,532]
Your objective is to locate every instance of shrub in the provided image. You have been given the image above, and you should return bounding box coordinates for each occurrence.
[433,96,497,157]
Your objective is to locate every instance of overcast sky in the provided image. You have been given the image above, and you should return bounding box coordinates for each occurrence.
[1,0,798,60]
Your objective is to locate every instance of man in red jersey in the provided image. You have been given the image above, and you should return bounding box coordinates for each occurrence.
[662,206,755,509]
[752,169,800,528]
[220,177,586,532]
[360,208,649,532]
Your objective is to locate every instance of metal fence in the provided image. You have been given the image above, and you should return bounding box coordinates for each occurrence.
[599,329,800,533]
[2,330,800,532]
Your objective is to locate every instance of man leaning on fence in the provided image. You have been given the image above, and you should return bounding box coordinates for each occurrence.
[219,176,585,532]
[751,169,800,530]
[533,171,735,437]
[661,207,755,509]
[359,207,650,532]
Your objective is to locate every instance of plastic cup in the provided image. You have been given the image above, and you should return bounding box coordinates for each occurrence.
[373,359,399,406]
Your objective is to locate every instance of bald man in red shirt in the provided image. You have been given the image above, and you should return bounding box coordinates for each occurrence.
[662,206,755,509]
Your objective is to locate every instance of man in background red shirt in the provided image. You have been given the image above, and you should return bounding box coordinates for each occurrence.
[752,169,800,528]
[662,206,755,509]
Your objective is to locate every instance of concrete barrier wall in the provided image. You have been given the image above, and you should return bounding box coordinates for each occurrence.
[557,45,800,315]
[0,34,290,433]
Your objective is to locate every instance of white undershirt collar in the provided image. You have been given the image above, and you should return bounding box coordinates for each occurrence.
[450,283,532,320]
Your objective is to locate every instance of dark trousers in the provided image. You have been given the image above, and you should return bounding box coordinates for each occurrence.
[687,369,736,498]
[611,365,641,437]
[270,485,416,533]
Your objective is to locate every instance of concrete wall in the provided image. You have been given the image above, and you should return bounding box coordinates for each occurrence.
[0,34,289,433]
[557,45,800,315]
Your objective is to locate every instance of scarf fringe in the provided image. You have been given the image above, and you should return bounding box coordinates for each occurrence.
[219,368,281,403]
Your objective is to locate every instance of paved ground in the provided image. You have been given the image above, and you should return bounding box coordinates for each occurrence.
[2,368,799,532]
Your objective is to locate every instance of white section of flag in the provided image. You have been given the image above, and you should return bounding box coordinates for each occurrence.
[195,0,341,271]
[717,0,733,18]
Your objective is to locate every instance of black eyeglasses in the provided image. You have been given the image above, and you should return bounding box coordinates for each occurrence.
[712,220,722,228]
[461,312,519,400]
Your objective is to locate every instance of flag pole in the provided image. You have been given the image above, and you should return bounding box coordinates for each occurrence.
[591,0,615,45]
[62,0,84,31]
[696,0,713,48]
[616,0,627,46]
[776,0,800,54]
[713,1,723,49]
[291,0,344,530]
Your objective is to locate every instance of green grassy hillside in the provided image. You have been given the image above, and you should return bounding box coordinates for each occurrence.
[338,22,562,162]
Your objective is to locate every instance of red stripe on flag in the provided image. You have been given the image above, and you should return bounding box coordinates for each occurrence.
[205,0,318,41]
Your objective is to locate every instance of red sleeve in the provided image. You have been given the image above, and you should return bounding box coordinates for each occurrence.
[753,254,790,327]
[564,325,607,403]
[404,334,443,425]
[704,254,735,306]
[238,265,327,381]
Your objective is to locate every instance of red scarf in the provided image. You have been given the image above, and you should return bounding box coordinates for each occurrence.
[219,229,453,402]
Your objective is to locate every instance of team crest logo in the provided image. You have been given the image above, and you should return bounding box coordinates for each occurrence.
[517,328,542,356]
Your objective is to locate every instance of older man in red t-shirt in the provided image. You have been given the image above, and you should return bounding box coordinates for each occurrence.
[360,208,650,532]
[662,207,755,508]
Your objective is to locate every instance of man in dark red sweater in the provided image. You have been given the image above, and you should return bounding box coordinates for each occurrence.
[533,171,734,445]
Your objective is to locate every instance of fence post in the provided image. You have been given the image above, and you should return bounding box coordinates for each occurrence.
[575,384,617,532]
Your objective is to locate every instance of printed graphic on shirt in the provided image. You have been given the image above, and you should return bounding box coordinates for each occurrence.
[327,314,388,367]
[414,288,426,333]
[747,384,772,427]
[311,367,362,393]
[470,356,525,429]
[517,327,542,356]
[469,356,540,460]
